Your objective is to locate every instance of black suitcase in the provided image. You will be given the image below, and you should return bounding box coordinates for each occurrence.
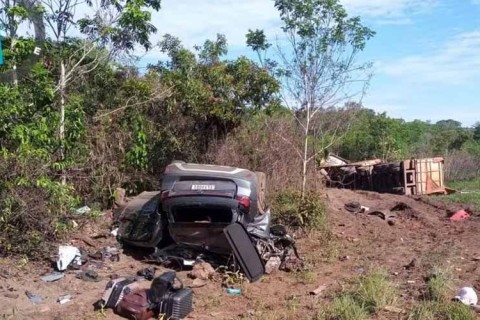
[101,278,140,309]
[158,287,193,320]
[223,223,265,282]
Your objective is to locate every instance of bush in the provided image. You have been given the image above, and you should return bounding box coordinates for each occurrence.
[444,149,480,181]
[353,269,397,313]
[271,191,327,230]
[0,156,79,258]
[316,295,369,320]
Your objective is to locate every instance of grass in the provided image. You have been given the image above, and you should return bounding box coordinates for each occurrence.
[317,269,397,319]
[441,178,480,212]
[406,266,469,320]
[294,269,317,284]
[353,269,397,313]
[316,295,369,320]
[425,266,453,302]
[407,301,475,320]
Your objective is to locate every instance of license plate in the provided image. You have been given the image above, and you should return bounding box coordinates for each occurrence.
[191,184,215,190]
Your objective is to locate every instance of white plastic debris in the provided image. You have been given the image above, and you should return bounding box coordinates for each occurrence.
[41,272,65,282]
[110,227,119,237]
[183,259,195,266]
[57,294,72,304]
[57,245,82,271]
[455,287,478,305]
[265,256,281,274]
[73,206,91,215]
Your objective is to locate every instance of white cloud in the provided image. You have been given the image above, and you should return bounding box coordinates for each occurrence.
[139,0,438,58]
[342,0,436,18]
[378,30,480,85]
[11,0,437,58]
[149,0,281,49]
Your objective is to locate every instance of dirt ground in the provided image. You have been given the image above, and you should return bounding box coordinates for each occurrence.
[1,188,480,320]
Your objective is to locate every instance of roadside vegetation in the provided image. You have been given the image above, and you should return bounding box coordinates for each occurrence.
[440,178,480,212]
[408,265,475,320]
[317,269,397,320]
[0,0,478,262]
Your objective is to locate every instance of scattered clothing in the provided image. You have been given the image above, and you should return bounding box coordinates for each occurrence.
[76,270,102,282]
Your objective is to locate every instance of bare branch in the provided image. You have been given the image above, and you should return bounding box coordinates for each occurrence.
[93,86,175,120]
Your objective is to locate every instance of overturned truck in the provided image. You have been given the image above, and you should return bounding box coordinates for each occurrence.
[116,162,301,281]
[320,155,448,196]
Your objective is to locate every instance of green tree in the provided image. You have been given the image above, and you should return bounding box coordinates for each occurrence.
[249,0,374,195]
[149,34,281,158]
[36,0,161,183]
[473,122,480,142]
[0,0,31,84]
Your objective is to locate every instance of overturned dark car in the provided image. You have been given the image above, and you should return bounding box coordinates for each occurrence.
[116,161,301,280]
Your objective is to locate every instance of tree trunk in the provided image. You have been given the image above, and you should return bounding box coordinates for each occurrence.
[59,60,66,185]
[301,101,311,198]
[10,38,18,86]
[12,64,18,85]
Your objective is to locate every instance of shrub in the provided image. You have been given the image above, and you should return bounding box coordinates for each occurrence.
[271,191,327,230]
[317,295,369,320]
[353,269,397,313]
[0,156,79,258]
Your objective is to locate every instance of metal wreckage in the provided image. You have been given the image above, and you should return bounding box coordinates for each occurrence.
[115,161,303,282]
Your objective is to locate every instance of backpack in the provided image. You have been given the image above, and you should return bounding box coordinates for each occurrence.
[115,289,155,320]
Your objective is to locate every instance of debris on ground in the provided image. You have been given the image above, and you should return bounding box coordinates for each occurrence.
[100,277,141,309]
[25,291,42,304]
[226,288,242,295]
[89,246,121,262]
[148,271,193,319]
[368,210,397,225]
[41,272,65,282]
[454,287,478,305]
[137,267,157,280]
[189,261,215,281]
[110,227,119,237]
[190,278,208,288]
[404,258,417,270]
[57,245,82,271]
[450,209,470,221]
[4,293,19,299]
[72,235,97,248]
[73,205,91,215]
[76,270,103,282]
[57,294,73,304]
[115,288,154,320]
[384,306,405,314]
[309,285,327,296]
[344,201,369,213]
[264,256,281,274]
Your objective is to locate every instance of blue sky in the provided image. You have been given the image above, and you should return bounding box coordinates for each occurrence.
[139,0,480,127]
[5,0,480,126]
